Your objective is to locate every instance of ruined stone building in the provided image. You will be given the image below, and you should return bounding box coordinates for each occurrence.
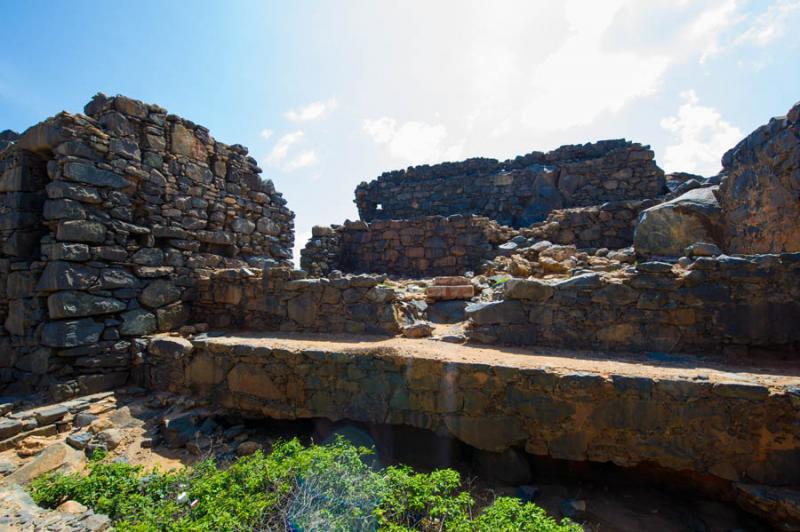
[355,139,664,227]
[1,94,799,530]
[0,94,294,398]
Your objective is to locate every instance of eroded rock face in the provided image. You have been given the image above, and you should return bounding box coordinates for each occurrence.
[633,187,723,257]
[151,334,800,486]
[718,101,800,254]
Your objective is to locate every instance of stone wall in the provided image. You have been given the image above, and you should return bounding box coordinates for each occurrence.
[193,267,402,335]
[301,215,516,277]
[466,253,800,355]
[148,334,800,486]
[718,101,800,254]
[0,94,294,398]
[355,140,665,227]
[521,199,654,250]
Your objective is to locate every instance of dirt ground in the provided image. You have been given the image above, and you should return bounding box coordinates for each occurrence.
[196,330,800,388]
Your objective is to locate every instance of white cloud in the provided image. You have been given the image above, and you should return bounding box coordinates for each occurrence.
[284,150,319,171]
[735,0,800,47]
[689,0,742,62]
[285,97,338,122]
[521,0,672,131]
[659,90,742,176]
[362,117,397,144]
[260,128,274,140]
[265,131,304,165]
[264,131,319,172]
[362,117,464,165]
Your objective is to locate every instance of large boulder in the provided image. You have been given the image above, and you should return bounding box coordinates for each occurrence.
[634,186,723,257]
[717,101,800,254]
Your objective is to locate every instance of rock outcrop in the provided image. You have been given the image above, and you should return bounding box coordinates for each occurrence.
[718,101,800,254]
[633,186,723,257]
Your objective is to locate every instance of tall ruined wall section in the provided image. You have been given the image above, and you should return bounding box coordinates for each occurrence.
[355,139,665,228]
[718,102,800,254]
[0,94,294,398]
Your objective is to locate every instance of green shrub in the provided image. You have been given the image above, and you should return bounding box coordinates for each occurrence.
[29,437,579,531]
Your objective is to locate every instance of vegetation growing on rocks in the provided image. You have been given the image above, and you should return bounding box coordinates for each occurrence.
[29,438,579,531]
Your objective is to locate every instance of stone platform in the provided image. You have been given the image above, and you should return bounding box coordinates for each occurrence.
[147,332,800,486]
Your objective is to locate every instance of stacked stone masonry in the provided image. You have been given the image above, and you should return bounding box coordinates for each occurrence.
[0,94,294,397]
[301,215,516,277]
[521,199,655,250]
[149,335,800,486]
[355,139,665,228]
[193,267,402,335]
[466,253,800,355]
[718,101,800,254]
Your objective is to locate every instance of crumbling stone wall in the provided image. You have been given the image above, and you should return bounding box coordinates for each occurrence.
[355,139,665,227]
[466,253,800,355]
[193,267,401,335]
[0,94,294,397]
[522,199,654,250]
[718,101,800,254]
[150,334,800,486]
[301,215,516,277]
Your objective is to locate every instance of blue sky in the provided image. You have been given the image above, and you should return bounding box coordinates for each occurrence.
[2,0,799,263]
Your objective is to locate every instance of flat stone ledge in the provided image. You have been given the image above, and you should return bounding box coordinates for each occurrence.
[147,332,800,486]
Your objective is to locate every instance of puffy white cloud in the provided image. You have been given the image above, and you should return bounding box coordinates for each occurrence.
[285,97,338,122]
[521,3,671,131]
[659,90,742,175]
[264,131,319,172]
[346,0,773,158]
[519,0,747,131]
[260,128,274,140]
[362,117,463,165]
[265,131,304,165]
[362,117,397,144]
[284,150,318,171]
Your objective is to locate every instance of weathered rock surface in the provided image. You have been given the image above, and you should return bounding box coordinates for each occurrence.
[0,482,110,531]
[634,186,723,257]
[47,291,126,319]
[718,100,800,254]
[149,334,800,486]
[2,442,84,485]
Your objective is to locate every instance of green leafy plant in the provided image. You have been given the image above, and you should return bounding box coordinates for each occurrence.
[30,437,579,531]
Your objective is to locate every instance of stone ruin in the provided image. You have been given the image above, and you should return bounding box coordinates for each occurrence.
[0,94,294,398]
[1,94,800,529]
[355,139,664,227]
